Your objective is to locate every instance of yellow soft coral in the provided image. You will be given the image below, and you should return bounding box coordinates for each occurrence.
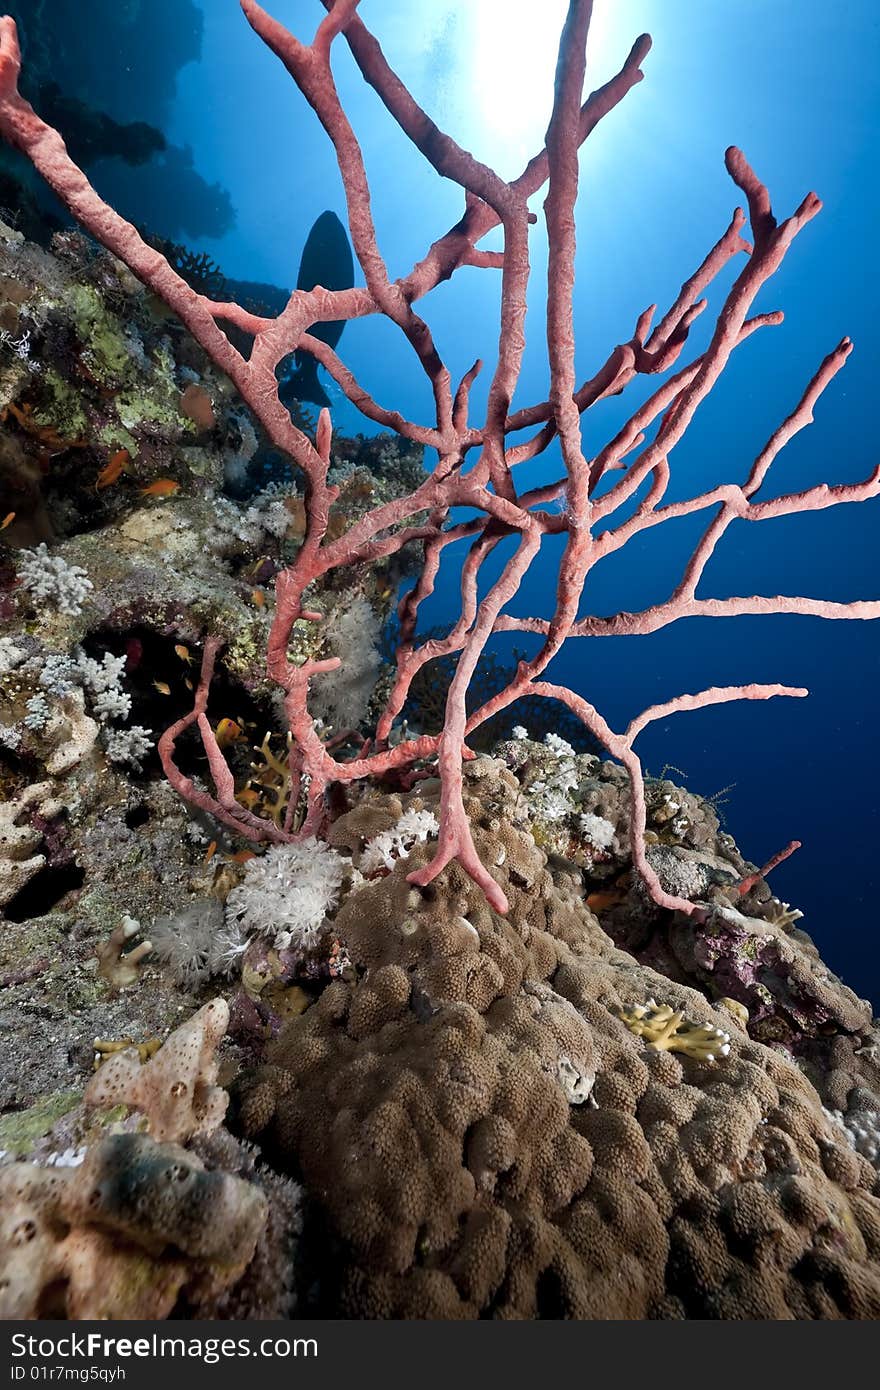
[93,1036,162,1070]
[237,730,294,828]
[613,998,731,1063]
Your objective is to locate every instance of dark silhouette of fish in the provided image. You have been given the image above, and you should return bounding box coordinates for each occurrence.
[279,210,355,411]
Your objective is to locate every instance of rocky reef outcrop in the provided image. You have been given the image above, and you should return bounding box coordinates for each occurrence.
[0,1001,301,1319]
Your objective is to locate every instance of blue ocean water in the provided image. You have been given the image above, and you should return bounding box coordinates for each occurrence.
[12,1,879,1002]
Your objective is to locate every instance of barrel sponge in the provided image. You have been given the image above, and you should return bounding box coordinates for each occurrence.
[0,1132,266,1319]
[85,997,229,1143]
[236,769,880,1318]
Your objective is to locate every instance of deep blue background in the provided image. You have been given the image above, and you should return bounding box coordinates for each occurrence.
[52,2,880,1003]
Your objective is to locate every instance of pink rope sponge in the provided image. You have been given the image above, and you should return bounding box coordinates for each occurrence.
[2,0,877,918]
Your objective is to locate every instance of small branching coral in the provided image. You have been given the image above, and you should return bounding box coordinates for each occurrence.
[2,2,877,922]
[613,999,732,1063]
[1,641,152,774]
[16,541,92,615]
[238,730,296,829]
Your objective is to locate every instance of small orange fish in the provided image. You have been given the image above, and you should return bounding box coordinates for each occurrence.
[250,588,266,608]
[202,839,218,864]
[184,677,194,691]
[140,478,180,497]
[174,643,193,665]
[228,850,256,864]
[95,448,130,490]
[215,717,243,748]
[586,890,625,911]
[152,679,171,696]
[5,400,85,450]
[0,511,14,531]
[236,788,261,811]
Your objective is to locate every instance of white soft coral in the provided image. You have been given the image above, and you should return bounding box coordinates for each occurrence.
[578,812,616,851]
[224,838,346,953]
[311,595,382,731]
[361,807,440,875]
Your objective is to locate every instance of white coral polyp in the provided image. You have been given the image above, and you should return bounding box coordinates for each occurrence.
[76,650,131,720]
[361,807,439,875]
[225,838,346,953]
[578,812,616,851]
[544,732,576,758]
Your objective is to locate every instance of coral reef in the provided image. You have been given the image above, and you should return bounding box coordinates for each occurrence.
[2,0,875,928]
[0,214,423,1119]
[0,0,877,1328]
[2,717,879,1318]
[235,760,880,1318]
[5,617,878,1324]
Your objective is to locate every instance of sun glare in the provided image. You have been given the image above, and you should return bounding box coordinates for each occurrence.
[467,0,617,174]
